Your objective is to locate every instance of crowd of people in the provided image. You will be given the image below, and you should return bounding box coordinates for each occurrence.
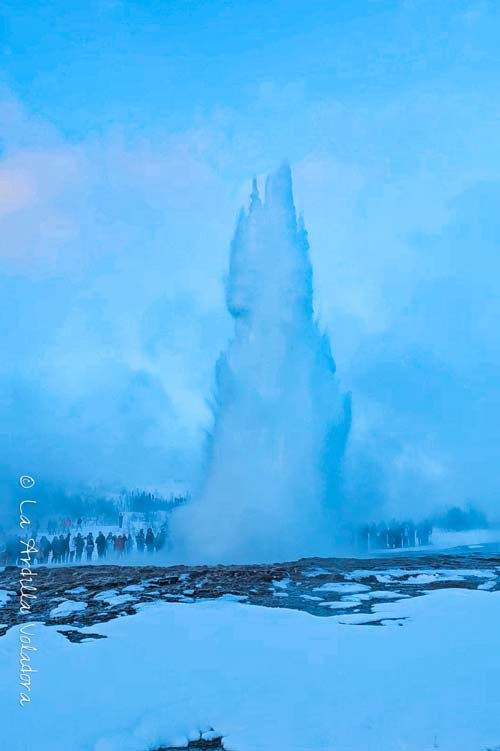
[1,513,435,564]
[1,525,170,566]
[354,519,433,551]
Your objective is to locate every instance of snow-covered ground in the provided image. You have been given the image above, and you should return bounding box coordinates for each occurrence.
[1,588,499,751]
[431,528,500,550]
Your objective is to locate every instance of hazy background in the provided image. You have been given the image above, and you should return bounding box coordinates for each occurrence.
[1,0,499,520]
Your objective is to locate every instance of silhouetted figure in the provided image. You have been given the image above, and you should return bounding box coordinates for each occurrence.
[376,522,388,549]
[51,535,60,563]
[417,520,432,546]
[75,533,84,562]
[136,529,145,553]
[388,521,397,549]
[145,528,155,553]
[106,532,114,556]
[63,533,70,563]
[115,534,125,557]
[39,535,51,564]
[85,533,94,561]
[155,529,166,552]
[96,532,106,559]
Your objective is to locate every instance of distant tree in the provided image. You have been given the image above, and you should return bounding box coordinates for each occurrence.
[437,504,489,531]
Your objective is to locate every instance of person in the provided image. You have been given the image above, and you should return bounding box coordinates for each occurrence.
[155,528,166,552]
[106,532,114,557]
[136,529,145,553]
[125,532,133,555]
[63,533,70,563]
[75,533,84,563]
[51,535,60,563]
[376,521,388,549]
[76,517,82,530]
[69,534,76,563]
[118,512,123,528]
[388,520,399,549]
[57,534,66,563]
[407,520,416,547]
[418,520,432,546]
[145,528,155,553]
[96,531,106,559]
[85,532,94,561]
[115,534,125,557]
[39,535,51,564]
[358,524,370,550]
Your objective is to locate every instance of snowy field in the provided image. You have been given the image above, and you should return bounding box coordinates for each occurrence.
[1,586,500,751]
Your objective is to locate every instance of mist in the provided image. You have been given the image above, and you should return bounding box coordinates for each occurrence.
[172,166,351,563]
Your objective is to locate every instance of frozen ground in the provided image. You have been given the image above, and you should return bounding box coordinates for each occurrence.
[1,547,500,751]
[1,590,500,751]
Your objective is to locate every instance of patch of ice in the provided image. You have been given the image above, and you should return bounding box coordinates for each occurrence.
[406,574,439,584]
[65,586,88,595]
[313,582,371,594]
[478,581,497,591]
[304,567,331,577]
[217,594,248,602]
[272,578,291,589]
[50,600,88,619]
[366,591,409,600]
[300,595,323,601]
[94,589,118,601]
[0,590,15,607]
[102,594,134,607]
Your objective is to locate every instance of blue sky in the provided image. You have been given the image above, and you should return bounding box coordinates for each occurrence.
[0,0,499,518]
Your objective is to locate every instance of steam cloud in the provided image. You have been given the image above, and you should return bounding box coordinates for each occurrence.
[173,165,351,563]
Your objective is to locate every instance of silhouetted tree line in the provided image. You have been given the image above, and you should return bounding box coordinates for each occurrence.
[125,490,188,513]
[432,504,489,532]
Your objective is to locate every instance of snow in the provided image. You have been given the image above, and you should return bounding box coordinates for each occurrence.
[319,600,358,610]
[93,589,119,602]
[102,594,135,607]
[0,590,15,607]
[300,594,323,601]
[49,600,88,618]
[432,528,500,549]
[2,588,500,751]
[65,586,88,595]
[348,567,497,584]
[478,580,497,590]
[93,590,135,606]
[272,578,291,589]
[313,582,371,594]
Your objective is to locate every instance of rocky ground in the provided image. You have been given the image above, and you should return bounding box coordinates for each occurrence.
[2,548,499,641]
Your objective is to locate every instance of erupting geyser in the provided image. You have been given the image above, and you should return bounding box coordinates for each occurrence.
[174,164,351,563]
